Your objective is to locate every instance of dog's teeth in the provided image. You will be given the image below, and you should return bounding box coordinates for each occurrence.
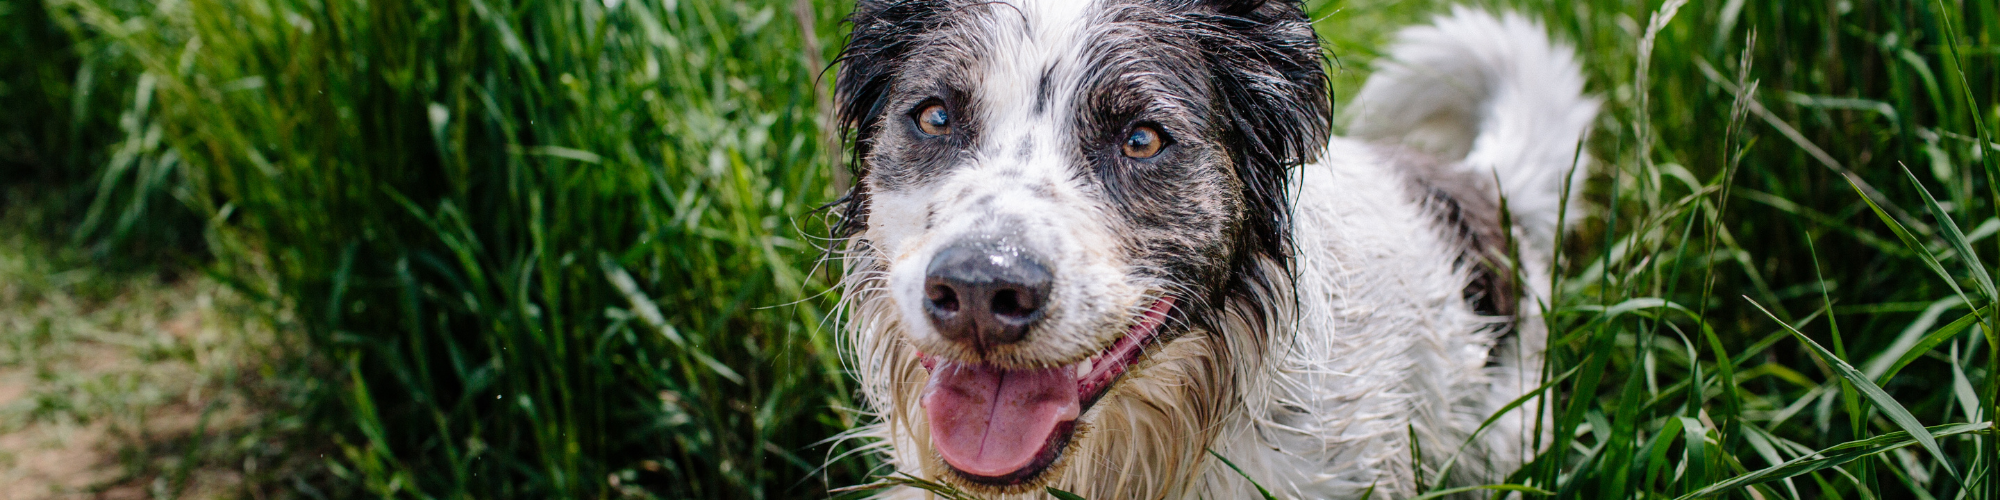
[1077,358,1095,377]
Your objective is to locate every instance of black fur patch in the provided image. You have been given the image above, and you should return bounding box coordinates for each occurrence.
[1377,144,1522,344]
[1034,65,1055,114]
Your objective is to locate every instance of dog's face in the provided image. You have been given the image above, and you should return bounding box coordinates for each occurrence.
[834,0,1328,493]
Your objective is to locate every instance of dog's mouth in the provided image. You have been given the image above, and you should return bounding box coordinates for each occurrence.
[917,296,1178,485]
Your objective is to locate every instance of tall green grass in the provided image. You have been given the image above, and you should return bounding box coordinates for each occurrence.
[1304,3,2000,498]
[6,0,1997,497]
[2,0,204,261]
[1432,0,1998,498]
[0,0,78,188]
[41,0,859,497]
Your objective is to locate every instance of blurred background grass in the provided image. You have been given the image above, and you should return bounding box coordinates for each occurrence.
[0,0,1994,498]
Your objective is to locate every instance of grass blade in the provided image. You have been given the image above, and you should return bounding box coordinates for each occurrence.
[1899,163,1997,301]
[1046,487,1089,500]
[1429,365,1581,491]
[1208,449,1278,500]
[1871,303,1994,385]
[1674,422,1990,499]
[1846,175,1979,310]
[830,473,979,500]
[1748,298,1964,486]
[1410,484,1553,500]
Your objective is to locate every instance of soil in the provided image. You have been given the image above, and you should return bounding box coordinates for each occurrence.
[0,254,277,499]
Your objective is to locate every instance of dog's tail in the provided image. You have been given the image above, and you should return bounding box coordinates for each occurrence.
[1346,7,1597,244]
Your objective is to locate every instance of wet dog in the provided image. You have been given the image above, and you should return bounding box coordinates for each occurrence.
[829,2,1595,497]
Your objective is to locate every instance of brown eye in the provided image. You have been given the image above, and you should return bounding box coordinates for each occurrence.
[1121,126,1164,159]
[915,104,951,136]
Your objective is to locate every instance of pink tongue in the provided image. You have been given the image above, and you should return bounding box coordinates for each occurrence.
[921,361,1079,477]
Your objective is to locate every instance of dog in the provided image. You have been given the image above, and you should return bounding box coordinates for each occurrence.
[829,1,1596,497]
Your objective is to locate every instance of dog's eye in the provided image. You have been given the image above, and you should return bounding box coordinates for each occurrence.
[1122,126,1165,159]
[914,104,952,136]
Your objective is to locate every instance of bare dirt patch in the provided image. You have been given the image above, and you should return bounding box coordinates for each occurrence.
[0,228,286,499]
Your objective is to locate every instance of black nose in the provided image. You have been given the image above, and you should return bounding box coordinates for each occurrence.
[923,238,1053,348]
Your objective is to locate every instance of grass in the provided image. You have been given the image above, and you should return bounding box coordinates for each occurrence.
[21,0,858,497]
[1,0,1996,498]
[1442,0,2000,498]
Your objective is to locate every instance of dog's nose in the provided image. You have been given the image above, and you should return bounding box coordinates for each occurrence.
[923,238,1053,348]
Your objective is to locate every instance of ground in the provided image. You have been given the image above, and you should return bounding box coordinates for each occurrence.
[0,201,289,499]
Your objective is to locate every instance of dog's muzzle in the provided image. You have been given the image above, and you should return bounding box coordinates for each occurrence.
[911,235,1179,483]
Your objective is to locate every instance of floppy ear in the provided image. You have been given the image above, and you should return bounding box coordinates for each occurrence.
[1201,0,1270,17]
[835,0,938,162]
[1199,0,1331,167]
[1188,0,1332,262]
[831,0,949,238]
[1156,0,1329,388]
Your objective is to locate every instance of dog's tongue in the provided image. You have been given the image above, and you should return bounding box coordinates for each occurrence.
[922,361,1078,477]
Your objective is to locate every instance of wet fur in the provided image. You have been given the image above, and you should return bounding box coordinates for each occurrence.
[828,3,1594,498]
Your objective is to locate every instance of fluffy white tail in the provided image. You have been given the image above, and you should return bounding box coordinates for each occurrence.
[1346,7,1597,245]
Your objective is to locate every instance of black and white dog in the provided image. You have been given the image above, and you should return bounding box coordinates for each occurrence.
[830,1,1595,497]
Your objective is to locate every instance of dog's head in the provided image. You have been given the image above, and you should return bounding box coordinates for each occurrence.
[833,0,1329,493]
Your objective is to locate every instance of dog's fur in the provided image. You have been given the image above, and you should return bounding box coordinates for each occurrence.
[829,2,1596,498]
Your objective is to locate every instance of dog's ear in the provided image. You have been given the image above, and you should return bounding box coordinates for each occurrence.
[849,0,901,17]
[832,0,948,237]
[1197,0,1330,167]
[1200,0,1278,17]
[836,0,936,145]
[1169,0,1327,360]
[1189,0,1331,262]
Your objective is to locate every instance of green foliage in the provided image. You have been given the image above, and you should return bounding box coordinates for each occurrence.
[1209,448,1281,500]
[41,0,858,497]
[1,0,207,261]
[0,0,89,187]
[1447,0,2000,498]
